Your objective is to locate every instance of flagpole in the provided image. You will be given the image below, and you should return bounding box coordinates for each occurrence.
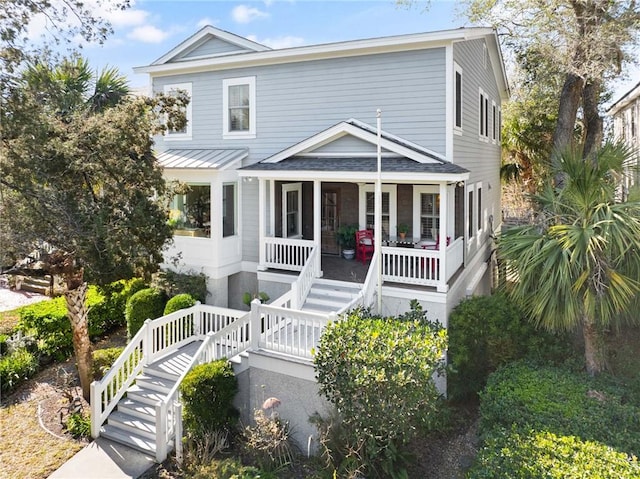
[376,109,382,315]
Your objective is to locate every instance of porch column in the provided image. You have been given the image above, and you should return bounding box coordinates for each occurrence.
[313,180,322,276]
[258,178,266,271]
[438,183,449,293]
[269,179,275,236]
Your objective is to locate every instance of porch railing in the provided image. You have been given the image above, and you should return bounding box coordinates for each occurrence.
[445,237,464,282]
[263,237,315,271]
[360,250,379,310]
[381,246,441,286]
[291,245,319,309]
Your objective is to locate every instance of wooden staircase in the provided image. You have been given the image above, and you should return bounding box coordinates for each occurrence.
[302,279,362,314]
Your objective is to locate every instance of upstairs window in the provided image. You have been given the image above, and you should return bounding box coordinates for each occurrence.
[454,63,463,132]
[223,76,256,139]
[164,82,192,140]
[492,101,497,142]
[479,88,489,141]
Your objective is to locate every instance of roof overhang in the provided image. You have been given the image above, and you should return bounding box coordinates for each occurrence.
[238,168,470,184]
[607,80,640,116]
[156,148,248,169]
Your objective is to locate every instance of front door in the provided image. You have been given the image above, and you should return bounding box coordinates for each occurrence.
[321,189,339,254]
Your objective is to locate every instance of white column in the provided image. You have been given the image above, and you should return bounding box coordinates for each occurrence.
[258,178,266,270]
[269,179,276,236]
[438,182,449,293]
[313,179,322,276]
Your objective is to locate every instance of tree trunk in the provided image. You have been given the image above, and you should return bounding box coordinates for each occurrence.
[582,317,606,376]
[582,78,603,160]
[65,282,93,401]
[552,72,584,186]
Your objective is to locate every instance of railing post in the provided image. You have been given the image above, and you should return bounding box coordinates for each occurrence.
[90,381,100,438]
[250,299,261,350]
[155,402,167,463]
[291,281,300,310]
[175,400,183,466]
[143,318,153,366]
[193,301,201,337]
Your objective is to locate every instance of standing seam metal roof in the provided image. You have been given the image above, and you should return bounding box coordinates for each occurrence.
[155,149,248,169]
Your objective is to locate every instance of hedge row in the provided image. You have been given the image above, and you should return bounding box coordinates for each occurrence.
[469,361,640,478]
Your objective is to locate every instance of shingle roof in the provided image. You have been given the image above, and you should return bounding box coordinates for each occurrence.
[242,156,468,174]
[156,149,248,169]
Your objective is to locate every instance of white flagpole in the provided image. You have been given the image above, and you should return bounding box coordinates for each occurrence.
[376,109,382,314]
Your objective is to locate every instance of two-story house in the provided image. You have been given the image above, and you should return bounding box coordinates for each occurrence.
[90,26,509,461]
[608,80,640,196]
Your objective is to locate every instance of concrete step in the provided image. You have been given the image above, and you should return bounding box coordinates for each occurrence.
[309,281,361,299]
[136,373,175,394]
[117,398,157,421]
[18,277,50,295]
[108,411,156,440]
[126,385,166,406]
[100,424,156,455]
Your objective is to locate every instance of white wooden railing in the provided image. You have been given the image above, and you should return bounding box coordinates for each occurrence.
[263,237,314,271]
[291,246,319,309]
[445,237,464,281]
[359,250,379,311]
[90,304,247,441]
[381,246,441,286]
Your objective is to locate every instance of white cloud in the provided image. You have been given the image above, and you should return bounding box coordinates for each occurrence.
[232,5,270,24]
[127,25,170,44]
[247,35,305,49]
[104,9,150,28]
[196,17,218,29]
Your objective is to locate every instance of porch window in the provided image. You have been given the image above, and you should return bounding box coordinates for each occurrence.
[163,82,192,140]
[359,184,397,237]
[366,192,390,234]
[282,183,302,238]
[169,184,210,238]
[420,193,440,239]
[223,76,256,139]
[222,183,236,237]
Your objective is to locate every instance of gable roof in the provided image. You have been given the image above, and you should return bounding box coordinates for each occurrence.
[135,27,509,98]
[240,119,469,179]
[151,26,270,65]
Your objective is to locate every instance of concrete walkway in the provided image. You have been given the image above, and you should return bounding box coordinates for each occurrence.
[48,437,155,479]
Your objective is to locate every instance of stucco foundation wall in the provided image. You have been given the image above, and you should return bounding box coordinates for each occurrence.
[228,271,258,310]
[257,276,295,305]
[205,275,229,307]
[233,361,331,454]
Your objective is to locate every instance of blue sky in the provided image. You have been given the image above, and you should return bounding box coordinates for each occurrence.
[27,0,638,102]
[74,0,465,88]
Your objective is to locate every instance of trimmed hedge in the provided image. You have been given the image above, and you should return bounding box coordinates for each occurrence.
[469,428,640,479]
[92,347,124,381]
[153,269,207,304]
[0,348,38,395]
[479,362,640,456]
[447,293,570,401]
[164,293,196,315]
[125,287,167,339]
[180,360,238,437]
[90,278,148,334]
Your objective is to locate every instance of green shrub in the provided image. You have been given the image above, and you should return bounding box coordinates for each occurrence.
[0,334,8,356]
[469,427,640,479]
[65,412,91,439]
[91,278,147,335]
[125,287,167,339]
[153,269,207,303]
[479,362,640,455]
[314,305,448,477]
[91,347,124,380]
[0,348,38,395]
[447,293,570,401]
[163,293,196,315]
[180,359,238,437]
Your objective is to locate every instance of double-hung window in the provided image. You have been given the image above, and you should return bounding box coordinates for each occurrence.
[454,63,463,134]
[222,183,237,237]
[223,76,256,139]
[479,88,489,141]
[164,83,192,140]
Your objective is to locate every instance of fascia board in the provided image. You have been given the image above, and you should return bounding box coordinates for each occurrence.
[135,28,493,76]
[237,169,469,183]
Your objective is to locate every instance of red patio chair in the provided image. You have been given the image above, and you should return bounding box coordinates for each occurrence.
[355,229,374,263]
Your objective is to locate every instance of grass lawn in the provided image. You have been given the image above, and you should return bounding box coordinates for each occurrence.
[0,399,84,479]
[0,307,21,335]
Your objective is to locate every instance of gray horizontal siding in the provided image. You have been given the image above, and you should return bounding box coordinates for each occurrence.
[153,48,447,164]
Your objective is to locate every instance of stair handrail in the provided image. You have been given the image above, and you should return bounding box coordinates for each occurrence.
[360,250,379,310]
[90,318,150,438]
[291,245,318,309]
[155,312,252,462]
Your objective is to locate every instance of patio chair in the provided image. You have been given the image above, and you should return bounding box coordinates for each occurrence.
[355,229,374,263]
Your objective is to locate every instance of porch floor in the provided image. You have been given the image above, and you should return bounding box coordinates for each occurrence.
[321,254,369,283]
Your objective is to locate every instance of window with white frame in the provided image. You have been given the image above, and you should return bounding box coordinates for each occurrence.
[479,89,489,141]
[413,186,440,240]
[454,63,463,133]
[359,185,397,237]
[164,83,192,139]
[498,106,502,142]
[223,76,256,139]
[492,101,497,142]
[169,184,210,237]
[467,185,474,244]
[282,183,302,238]
[477,184,483,234]
[222,183,237,237]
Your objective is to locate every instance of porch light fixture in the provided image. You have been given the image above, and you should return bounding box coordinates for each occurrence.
[457,181,465,188]
[242,176,254,183]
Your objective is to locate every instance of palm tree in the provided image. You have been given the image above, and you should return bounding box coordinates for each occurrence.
[18,58,130,400]
[498,143,640,375]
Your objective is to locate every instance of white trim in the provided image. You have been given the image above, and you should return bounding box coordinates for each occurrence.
[282,182,302,238]
[163,82,192,140]
[223,76,256,139]
[358,184,397,236]
[263,121,444,164]
[237,169,470,183]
